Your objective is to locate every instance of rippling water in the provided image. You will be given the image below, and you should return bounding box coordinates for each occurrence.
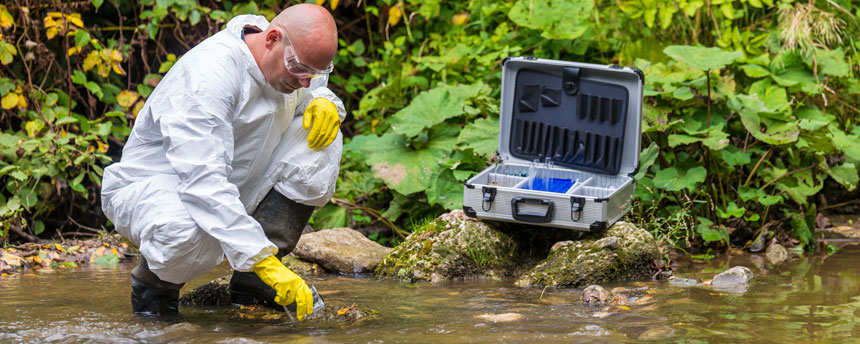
[2,245,859,343]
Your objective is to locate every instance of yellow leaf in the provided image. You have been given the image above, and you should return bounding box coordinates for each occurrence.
[1,93,16,109]
[315,0,325,5]
[54,243,66,253]
[337,307,350,315]
[48,12,64,19]
[388,5,402,26]
[46,27,58,39]
[116,90,139,107]
[82,51,99,71]
[86,145,94,154]
[97,140,108,153]
[111,62,126,76]
[97,63,110,78]
[67,13,84,28]
[25,120,38,137]
[16,94,26,109]
[0,5,14,29]
[43,16,56,29]
[60,129,67,137]
[110,49,122,62]
[132,100,144,118]
[331,0,339,10]
[451,13,469,26]
[68,46,82,56]
[618,305,631,310]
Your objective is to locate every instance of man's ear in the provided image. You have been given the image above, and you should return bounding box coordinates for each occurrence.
[264,29,281,49]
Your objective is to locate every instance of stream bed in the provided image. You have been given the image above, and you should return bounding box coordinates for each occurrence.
[2,245,860,343]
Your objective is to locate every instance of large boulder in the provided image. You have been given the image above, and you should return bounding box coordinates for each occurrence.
[293,227,392,274]
[515,221,659,288]
[375,211,525,282]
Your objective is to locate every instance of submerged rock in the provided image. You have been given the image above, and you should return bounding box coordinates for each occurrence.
[375,210,524,282]
[765,243,789,265]
[668,276,699,287]
[515,222,659,288]
[711,266,754,287]
[179,276,231,307]
[581,285,612,303]
[293,227,392,274]
[475,313,523,322]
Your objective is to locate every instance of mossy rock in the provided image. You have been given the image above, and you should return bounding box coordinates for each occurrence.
[375,211,525,282]
[515,221,659,288]
[179,275,231,306]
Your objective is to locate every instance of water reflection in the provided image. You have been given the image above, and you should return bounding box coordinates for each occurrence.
[1,246,859,342]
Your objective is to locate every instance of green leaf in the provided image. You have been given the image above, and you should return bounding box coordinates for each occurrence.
[716,202,745,219]
[71,70,88,85]
[349,124,459,195]
[56,117,78,125]
[829,128,860,162]
[426,169,463,210]
[10,170,27,181]
[74,30,91,48]
[33,220,45,235]
[663,45,742,71]
[717,146,751,167]
[739,64,770,78]
[311,204,348,229]
[813,48,849,77]
[457,116,499,157]
[634,142,659,180]
[672,86,694,100]
[653,165,707,191]
[696,217,729,243]
[189,10,201,26]
[91,0,104,9]
[508,0,594,40]
[388,85,477,137]
[20,188,37,208]
[824,162,858,191]
[734,94,799,145]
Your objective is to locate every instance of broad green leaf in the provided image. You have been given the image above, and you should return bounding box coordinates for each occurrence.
[829,129,860,162]
[824,162,858,191]
[33,220,45,235]
[812,48,849,77]
[312,204,348,229]
[426,169,463,210]
[717,146,751,166]
[663,45,742,71]
[388,85,469,137]
[735,94,799,145]
[93,253,119,267]
[642,104,671,133]
[349,124,459,195]
[716,202,746,219]
[739,64,770,78]
[653,165,706,191]
[91,0,104,9]
[672,86,694,100]
[668,134,700,147]
[457,116,499,157]
[772,169,823,205]
[74,30,91,48]
[634,142,659,180]
[508,0,594,40]
[696,217,729,243]
[20,188,37,208]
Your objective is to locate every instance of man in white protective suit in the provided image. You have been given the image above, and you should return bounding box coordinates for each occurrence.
[100,4,344,320]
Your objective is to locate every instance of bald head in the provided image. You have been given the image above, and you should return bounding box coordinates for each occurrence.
[268,4,338,70]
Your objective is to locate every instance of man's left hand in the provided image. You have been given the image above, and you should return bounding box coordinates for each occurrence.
[302,98,340,149]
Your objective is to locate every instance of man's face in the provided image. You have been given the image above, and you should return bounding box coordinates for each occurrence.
[263,27,331,94]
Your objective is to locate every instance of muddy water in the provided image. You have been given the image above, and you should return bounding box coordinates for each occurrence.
[2,245,860,343]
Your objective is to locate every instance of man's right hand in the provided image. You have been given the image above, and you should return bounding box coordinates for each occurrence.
[252,255,313,320]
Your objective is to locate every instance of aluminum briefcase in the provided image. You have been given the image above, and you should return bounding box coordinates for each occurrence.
[463,57,644,233]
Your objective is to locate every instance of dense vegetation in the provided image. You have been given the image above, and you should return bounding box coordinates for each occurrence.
[1,0,858,254]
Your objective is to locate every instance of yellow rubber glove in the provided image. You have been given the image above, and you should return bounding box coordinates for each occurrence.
[252,255,313,321]
[302,98,340,149]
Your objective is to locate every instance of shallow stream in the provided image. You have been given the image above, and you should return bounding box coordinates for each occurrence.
[2,245,860,343]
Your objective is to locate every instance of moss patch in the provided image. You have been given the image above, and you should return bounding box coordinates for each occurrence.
[515,221,659,288]
[375,212,525,282]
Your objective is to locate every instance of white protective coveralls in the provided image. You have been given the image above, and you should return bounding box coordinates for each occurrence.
[101,15,345,284]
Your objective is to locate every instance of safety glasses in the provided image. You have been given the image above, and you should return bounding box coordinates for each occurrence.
[279,26,334,79]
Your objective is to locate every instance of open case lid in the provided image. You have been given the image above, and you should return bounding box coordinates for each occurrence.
[498,57,644,176]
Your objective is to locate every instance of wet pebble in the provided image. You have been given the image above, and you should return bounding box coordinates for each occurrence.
[668,276,698,287]
[765,243,789,265]
[638,326,675,340]
[569,324,610,337]
[581,285,611,303]
[474,313,523,322]
[711,266,754,287]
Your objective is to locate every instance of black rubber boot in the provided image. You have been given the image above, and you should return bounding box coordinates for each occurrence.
[229,189,313,310]
[130,257,184,316]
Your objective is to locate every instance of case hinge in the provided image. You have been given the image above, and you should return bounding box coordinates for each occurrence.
[562,67,580,95]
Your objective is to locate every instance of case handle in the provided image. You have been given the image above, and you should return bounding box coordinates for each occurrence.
[511,197,554,223]
[482,187,497,211]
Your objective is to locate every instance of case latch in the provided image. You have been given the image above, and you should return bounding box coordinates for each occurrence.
[482,187,497,211]
[570,196,585,221]
[562,67,580,95]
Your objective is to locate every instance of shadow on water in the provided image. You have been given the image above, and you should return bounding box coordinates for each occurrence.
[2,245,860,343]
